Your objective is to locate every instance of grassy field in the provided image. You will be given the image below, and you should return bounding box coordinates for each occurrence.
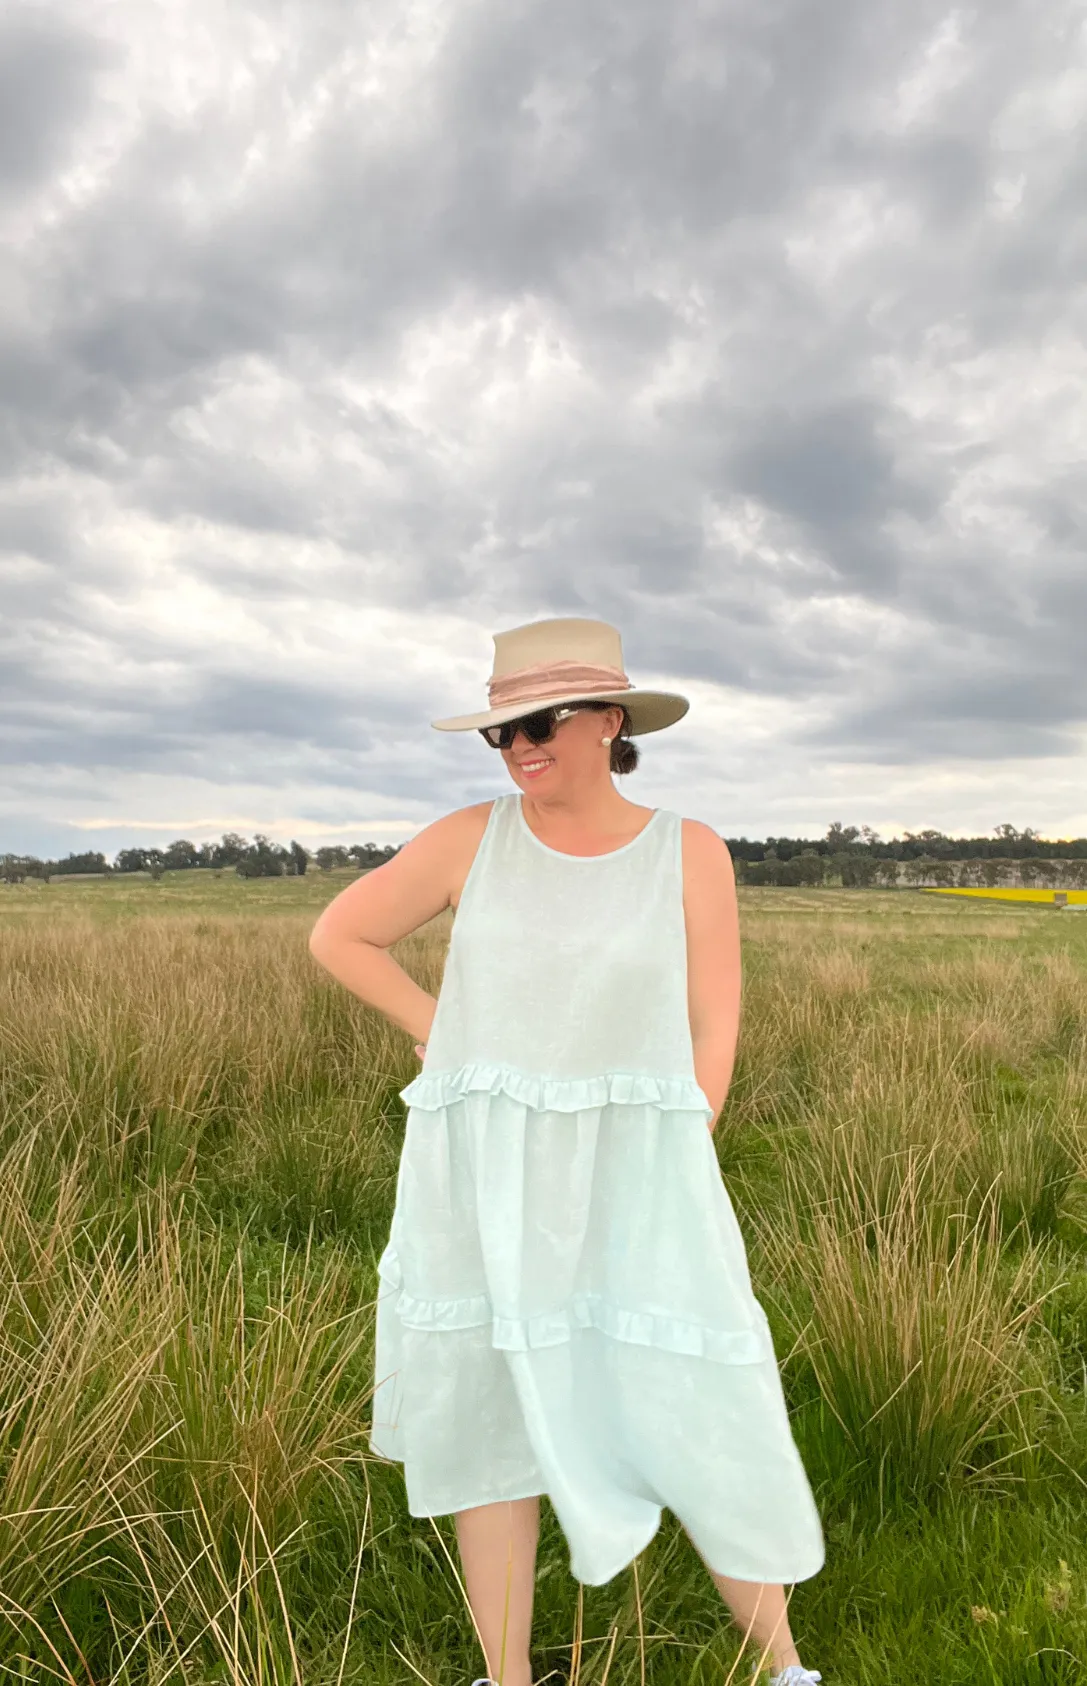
[0,870,1086,1683]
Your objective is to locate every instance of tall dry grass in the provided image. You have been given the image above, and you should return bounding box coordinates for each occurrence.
[0,895,1083,1680]
[0,1163,375,1680]
[760,1153,1056,1501]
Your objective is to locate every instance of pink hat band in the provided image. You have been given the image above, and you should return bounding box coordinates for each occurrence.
[487,658,631,711]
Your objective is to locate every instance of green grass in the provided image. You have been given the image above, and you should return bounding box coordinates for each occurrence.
[0,865,364,923]
[0,874,1085,1682]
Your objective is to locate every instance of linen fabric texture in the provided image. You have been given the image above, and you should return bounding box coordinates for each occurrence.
[370,792,826,1587]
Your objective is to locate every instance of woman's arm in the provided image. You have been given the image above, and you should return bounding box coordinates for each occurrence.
[308,809,468,1046]
[681,820,742,1132]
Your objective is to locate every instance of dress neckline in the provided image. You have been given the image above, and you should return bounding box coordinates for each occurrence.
[515,794,663,860]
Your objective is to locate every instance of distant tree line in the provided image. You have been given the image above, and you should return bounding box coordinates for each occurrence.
[728,824,1087,889]
[0,833,401,884]
[4,821,1086,890]
[726,822,1087,863]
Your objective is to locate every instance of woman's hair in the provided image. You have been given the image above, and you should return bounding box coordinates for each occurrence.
[581,700,639,776]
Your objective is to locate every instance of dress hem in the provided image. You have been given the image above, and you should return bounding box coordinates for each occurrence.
[372,1444,827,1588]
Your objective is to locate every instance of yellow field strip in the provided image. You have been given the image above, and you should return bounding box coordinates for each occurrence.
[922,887,1087,904]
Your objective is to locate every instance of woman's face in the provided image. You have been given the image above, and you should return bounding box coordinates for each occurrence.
[501,704,624,790]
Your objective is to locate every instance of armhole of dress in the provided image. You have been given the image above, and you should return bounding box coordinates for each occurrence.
[673,810,685,902]
[452,795,504,923]
[673,811,693,948]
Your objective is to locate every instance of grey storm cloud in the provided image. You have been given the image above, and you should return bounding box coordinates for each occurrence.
[1,0,1086,850]
[0,10,118,203]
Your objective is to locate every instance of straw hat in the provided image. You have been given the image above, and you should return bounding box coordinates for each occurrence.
[430,616,690,735]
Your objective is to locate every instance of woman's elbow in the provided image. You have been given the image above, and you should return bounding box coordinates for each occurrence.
[308,918,338,961]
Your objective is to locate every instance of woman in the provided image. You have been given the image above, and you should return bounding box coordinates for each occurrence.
[308,617,826,1686]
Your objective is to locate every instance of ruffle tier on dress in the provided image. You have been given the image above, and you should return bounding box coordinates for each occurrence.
[370,1062,826,1587]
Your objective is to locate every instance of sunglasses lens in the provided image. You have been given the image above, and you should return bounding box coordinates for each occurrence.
[521,710,555,743]
[481,709,562,749]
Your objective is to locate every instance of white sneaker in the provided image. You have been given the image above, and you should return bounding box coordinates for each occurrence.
[752,1667,823,1686]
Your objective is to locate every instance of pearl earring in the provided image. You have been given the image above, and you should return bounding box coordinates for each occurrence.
[601,736,612,745]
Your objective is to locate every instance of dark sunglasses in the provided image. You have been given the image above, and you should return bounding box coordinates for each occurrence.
[478,703,600,750]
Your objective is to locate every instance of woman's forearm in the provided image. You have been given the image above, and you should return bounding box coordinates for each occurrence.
[693,1030,738,1133]
[309,936,437,1045]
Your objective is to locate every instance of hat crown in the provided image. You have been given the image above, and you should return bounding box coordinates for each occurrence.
[426,614,689,734]
[491,618,623,679]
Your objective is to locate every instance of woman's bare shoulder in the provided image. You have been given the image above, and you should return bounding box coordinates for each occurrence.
[458,799,499,823]
[679,816,730,851]
[679,818,735,897]
[308,799,498,949]
[447,800,498,909]
[411,798,496,844]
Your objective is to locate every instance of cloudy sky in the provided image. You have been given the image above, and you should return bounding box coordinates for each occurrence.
[2,0,1086,860]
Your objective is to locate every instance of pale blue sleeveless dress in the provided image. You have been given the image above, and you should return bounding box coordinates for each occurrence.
[370,793,825,1587]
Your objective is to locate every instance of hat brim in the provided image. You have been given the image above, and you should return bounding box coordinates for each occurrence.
[431,689,690,735]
